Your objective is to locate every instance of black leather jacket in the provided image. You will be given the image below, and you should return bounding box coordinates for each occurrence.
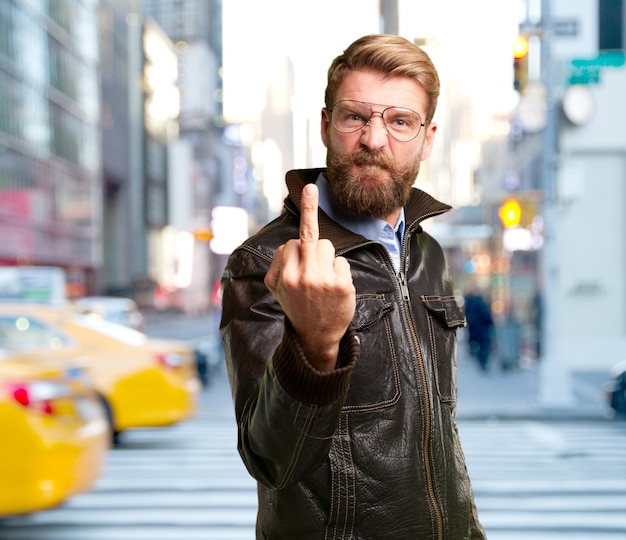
[221,168,486,539]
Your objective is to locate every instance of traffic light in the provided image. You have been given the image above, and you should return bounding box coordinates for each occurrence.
[513,35,529,93]
[498,199,522,228]
[192,228,213,242]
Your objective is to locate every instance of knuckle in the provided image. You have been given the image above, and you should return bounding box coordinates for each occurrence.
[299,228,317,243]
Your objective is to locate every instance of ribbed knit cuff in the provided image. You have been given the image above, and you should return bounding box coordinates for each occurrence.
[272,320,360,405]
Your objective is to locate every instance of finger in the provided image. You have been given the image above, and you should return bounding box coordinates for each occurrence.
[316,238,336,266]
[299,184,320,256]
[333,256,355,288]
[332,255,352,276]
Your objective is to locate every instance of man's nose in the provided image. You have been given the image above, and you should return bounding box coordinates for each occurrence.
[359,113,389,149]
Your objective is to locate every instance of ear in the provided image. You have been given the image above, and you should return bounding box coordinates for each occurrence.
[419,122,437,160]
[321,108,331,148]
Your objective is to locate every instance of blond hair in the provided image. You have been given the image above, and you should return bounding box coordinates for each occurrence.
[325,34,440,123]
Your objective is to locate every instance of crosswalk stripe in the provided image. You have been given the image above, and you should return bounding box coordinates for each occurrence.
[1,416,625,539]
[459,420,626,537]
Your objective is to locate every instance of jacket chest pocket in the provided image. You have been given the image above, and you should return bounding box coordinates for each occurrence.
[420,295,466,403]
[342,294,401,412]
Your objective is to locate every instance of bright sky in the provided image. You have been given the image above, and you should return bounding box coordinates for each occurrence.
[223,0,523,114]
[222,0,524,161]
[222,0,379,123]
[402,0,525,116]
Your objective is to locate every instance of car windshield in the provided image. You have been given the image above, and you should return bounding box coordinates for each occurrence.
[0,315,73,351]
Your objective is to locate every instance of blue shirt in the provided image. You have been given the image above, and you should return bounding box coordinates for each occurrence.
[316,173,405,271]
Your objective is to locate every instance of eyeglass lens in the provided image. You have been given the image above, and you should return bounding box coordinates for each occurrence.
[331,100,423,141]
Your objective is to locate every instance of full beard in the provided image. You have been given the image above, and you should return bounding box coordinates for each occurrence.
[325,148,421,220]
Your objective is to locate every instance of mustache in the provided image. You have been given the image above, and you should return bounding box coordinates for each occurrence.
[337,149,394,170]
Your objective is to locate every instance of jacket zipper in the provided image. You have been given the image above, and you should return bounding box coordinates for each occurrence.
[339,235,445,539]
[398,270,410,302]
[397,242,444,540]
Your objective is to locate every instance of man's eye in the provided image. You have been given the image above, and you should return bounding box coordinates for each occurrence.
[390,116,414,129]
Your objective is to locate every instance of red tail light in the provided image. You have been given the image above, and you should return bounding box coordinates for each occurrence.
[12,385,31,407]
[3,380,70,415]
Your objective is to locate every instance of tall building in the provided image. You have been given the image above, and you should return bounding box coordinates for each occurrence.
[142,0,230,313]
[0,0,102,295]
[99,0,145,297]
[0,0,240,311]
[99,1,179,304]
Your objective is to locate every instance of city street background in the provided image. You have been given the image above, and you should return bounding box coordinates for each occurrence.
[1,311,625,540]
[1,0,626,537]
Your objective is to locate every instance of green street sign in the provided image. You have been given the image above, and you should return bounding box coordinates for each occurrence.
[568,51,626,85]
[568,64,600,84]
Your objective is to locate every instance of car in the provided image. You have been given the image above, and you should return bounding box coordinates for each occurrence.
[607,359,626,417]
[0,303,201,445]
[72,296,145,331]
[0,352,109,517]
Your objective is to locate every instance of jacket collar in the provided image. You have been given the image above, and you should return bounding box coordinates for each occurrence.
[284,168,451,252]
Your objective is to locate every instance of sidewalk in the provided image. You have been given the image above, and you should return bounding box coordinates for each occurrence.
[456,344,613,421]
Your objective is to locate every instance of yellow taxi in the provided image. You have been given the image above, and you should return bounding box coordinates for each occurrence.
[0,352,109,516]
[0,303,201,445]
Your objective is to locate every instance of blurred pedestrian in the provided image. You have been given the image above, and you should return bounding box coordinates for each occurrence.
[220,34,485,539]
[464,288,494,371]
[531,288,543,359]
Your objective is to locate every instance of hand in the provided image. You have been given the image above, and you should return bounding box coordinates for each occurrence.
[265,183,356,371]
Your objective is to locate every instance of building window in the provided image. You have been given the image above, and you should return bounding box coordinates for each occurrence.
[599,0,624,50]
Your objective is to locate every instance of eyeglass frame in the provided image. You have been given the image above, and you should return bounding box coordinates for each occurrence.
[327,99,426,142]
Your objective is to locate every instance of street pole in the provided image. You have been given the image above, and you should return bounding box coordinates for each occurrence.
[380,0,399,34]
[536,0,575,407]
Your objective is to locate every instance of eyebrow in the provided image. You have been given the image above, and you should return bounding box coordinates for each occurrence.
[334,99,421,113]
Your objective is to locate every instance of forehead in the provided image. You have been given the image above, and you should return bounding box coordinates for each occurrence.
[335,70,427,115]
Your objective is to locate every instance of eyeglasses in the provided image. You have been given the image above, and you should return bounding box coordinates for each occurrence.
[329,100,425,142]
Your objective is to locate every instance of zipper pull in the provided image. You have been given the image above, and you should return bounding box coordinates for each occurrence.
[398,271,410,302]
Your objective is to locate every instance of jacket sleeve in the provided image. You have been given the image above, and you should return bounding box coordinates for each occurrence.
[220,245,360,490]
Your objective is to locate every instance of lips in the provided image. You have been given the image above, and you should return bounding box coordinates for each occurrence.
[353,152,393,172]
[353,164,391,186]
[355,162,389,174]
